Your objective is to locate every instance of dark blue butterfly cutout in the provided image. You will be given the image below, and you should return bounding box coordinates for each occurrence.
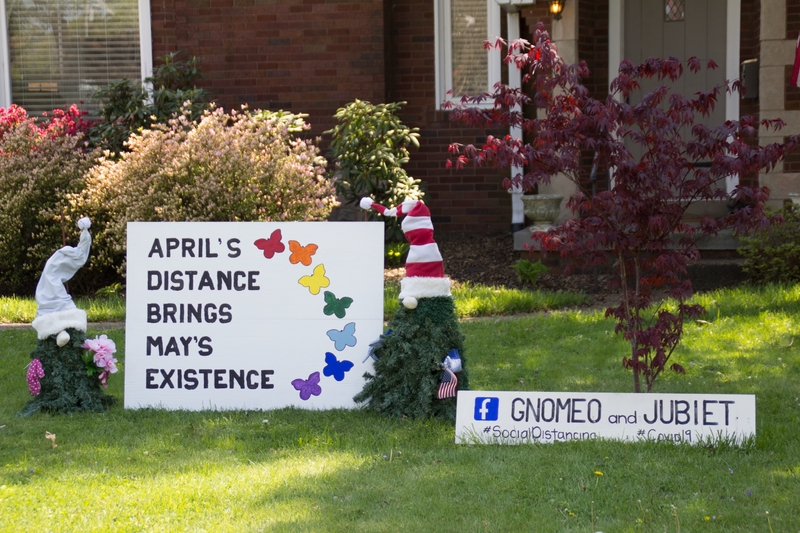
[323,352,354,382]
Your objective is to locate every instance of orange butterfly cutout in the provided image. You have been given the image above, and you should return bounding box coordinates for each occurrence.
[288,240,318,266]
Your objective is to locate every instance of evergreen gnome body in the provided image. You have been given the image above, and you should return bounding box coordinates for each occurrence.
[354,198,467,420]
[20,217,115,416]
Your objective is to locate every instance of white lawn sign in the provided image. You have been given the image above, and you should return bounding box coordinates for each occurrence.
[124,221,384,410]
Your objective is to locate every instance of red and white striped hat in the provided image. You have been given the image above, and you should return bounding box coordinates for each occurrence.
[361,197,452,308]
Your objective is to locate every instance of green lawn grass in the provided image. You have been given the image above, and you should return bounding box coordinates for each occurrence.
[0,295,126,324]
[384,281,586,319]
[2,284,582,324]
[1,285,799,532]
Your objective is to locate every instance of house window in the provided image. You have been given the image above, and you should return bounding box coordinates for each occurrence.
[435,0,501,109]
[664,0,685,21]
[0,0,152,117]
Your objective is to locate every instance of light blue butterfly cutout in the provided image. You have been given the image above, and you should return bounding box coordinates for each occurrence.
[326,322,357,351]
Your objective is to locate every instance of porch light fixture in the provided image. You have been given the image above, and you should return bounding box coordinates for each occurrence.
[549,0,564,20]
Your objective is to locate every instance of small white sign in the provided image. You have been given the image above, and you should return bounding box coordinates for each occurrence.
[456,391,756,445]
[125,222,384,410]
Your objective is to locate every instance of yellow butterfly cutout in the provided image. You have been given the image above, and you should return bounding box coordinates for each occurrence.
[298,264,330,295]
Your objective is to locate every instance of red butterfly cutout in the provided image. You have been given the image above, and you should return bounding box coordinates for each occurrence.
[254,229,285,259]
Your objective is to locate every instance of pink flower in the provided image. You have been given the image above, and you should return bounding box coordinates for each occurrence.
[98,370,110,389]
[83,335,116,357]
[83,335,118,372]
[93,351,112,368]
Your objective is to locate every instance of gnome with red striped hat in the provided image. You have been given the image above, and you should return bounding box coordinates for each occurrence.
[355,197,467,420]
[360,197,452,309]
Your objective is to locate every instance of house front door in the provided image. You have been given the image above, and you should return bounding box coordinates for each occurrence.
[624,0,728,126]
[623,0,734,215]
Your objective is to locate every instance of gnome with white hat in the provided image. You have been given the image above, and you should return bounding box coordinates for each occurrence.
[31,217,92,346]
[354,198,466,420]
[20,217,116,416]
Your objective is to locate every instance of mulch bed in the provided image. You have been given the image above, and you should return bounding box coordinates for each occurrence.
[385,232,751,312]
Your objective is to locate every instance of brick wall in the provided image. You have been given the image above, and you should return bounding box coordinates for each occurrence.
[150,0,386,136]
[739,0,760,116]
[520,5,552,41]
[784,136,800,173]
[156,2,770,232]
[738,0,760,188]
[388,0,511,233]
[786,0,800,118]
[578,0,609,101]
[151,0,520,233]
[786,65,800,110]
[787,0,800,38]
[578,0,609,194]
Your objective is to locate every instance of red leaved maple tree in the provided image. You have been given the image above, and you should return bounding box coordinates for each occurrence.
[446,24,798,392]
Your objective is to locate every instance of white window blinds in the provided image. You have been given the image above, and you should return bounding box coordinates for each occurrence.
[450,0,488,98]
[6,0,142,117]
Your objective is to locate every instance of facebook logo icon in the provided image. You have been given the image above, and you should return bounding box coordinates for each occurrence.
[474,397,499,421]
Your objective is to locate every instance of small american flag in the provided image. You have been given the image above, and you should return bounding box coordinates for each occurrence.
[437,367,458,399]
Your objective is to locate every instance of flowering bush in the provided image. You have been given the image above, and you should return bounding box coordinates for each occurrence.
[0,105,98,293]
[73,106,336,274]
[0,104,92,142]
[40,104,94,140]
[0,105,31,140]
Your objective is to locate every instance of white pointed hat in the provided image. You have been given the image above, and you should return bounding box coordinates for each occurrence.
[31,218,92,340]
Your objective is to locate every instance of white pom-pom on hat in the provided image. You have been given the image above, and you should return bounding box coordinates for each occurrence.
[56,330,70,347]
[402,296,418,309]
[359,197,374,210]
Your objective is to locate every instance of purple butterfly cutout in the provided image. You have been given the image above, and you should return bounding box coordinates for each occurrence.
[291,371,322,401]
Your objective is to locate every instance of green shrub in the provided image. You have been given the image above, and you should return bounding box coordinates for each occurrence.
[385,242,410,267]
[326,100,424,242]
[90,52,211,156]
[739,205,800,284]
[0,107,99,294]
[72,106,336,275]
[510,258,549,285]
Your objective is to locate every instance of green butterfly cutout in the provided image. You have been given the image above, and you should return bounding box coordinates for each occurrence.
[323,291,353,319]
